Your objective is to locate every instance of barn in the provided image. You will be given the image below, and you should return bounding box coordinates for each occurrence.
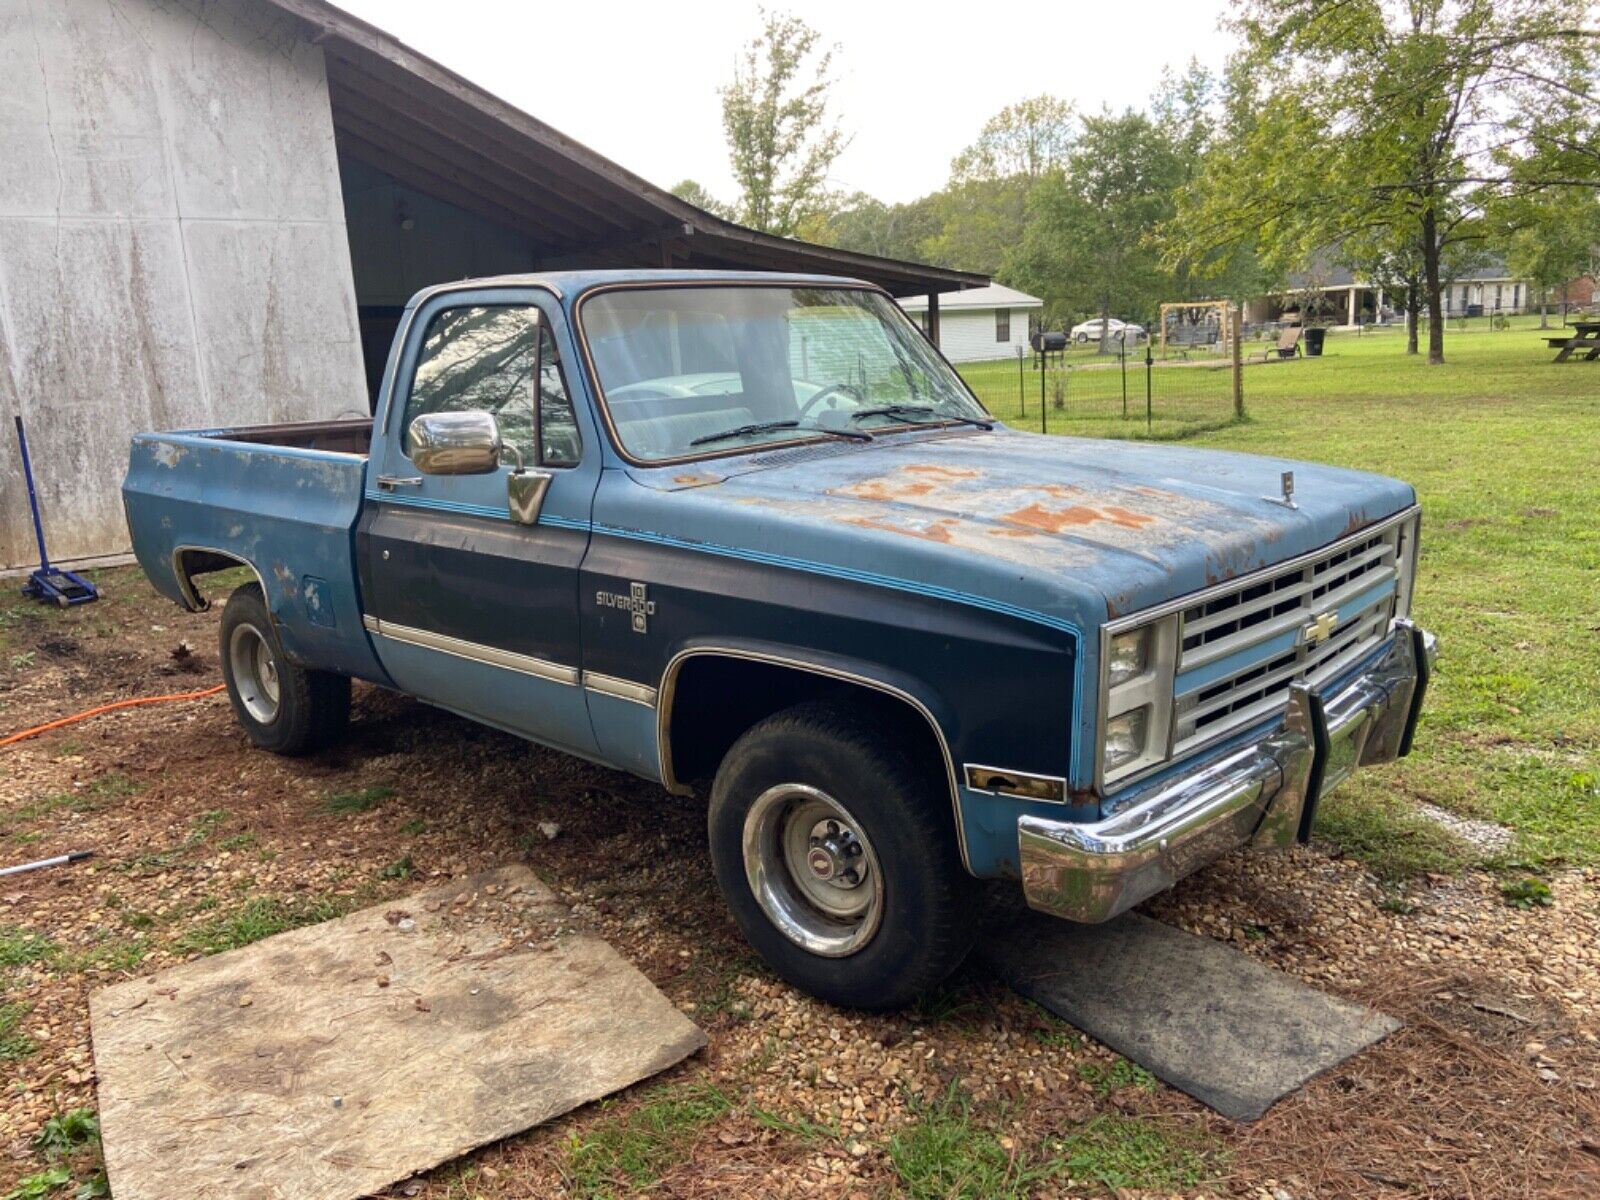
[0,0,984,571]
[897,285,1043,363]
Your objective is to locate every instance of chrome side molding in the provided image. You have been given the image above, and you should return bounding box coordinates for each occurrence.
[362,616,578,686]
[582,672,658,707]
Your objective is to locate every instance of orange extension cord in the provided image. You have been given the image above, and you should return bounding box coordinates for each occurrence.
[0,684,226,750]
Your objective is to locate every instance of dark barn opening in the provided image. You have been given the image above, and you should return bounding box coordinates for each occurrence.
[288,0,983,410]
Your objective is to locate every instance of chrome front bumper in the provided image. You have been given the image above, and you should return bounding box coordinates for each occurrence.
[1019,619,1437,924]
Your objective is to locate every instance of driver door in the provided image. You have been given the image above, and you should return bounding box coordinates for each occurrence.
[358,291,600,757]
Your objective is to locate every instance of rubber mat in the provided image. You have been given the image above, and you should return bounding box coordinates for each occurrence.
[980,911,1399,1120]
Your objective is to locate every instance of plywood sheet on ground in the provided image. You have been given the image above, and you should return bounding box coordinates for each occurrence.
[980,911,1399,1121]
[90,865,705,1200]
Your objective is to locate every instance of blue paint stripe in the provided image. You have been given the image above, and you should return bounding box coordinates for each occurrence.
[360,490,1089,778]
[592,523,1083,640]
[361,493,1084,642]
[591,522,1087,777]
[366,491,507,519]
[365,491,591,531]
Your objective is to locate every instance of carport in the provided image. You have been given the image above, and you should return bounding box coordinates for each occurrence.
[268,0,986,404]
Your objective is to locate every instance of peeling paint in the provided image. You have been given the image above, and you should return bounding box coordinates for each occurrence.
[841,515,959,544]
[151,442,186,469]
[901,464,981,480]
[834,477,937,503]
[1002,503,1155,534]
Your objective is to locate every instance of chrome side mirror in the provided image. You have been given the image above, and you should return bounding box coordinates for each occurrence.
[501,442,552,526]
[408,411,502,475]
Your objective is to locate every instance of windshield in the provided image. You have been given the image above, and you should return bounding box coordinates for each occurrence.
[580,285,991,461]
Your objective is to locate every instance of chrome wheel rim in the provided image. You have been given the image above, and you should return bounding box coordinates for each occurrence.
[742,784,883,957]
[229,623,280,724]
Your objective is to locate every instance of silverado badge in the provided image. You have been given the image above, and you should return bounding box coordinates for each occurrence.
[597,582,656,633]
[1301,609,1338,647]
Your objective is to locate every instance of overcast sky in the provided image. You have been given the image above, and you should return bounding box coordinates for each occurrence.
[329,0,1236,206]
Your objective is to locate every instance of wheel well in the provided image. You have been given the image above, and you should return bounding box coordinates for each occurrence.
[173,548,267,613]
[662,655,953,799]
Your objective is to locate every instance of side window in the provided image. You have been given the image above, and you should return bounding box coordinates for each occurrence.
[995,308,1010,342]
[403,305,582,467]
[536,326,581,466]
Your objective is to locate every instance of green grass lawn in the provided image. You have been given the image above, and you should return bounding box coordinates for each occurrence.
[968,319,1599,877]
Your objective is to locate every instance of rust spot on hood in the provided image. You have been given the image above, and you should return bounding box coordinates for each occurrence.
[1003,503,1156,534]
[1037,483,1082,500]
[902,464,981,480]
[842,515,957,543]
[672,472,723,488]
[1102,505,1156,529]
[1342,509,1373,536]
[834,478,935,502]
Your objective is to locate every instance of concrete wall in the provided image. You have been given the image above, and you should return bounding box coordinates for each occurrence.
[0,0,366,569]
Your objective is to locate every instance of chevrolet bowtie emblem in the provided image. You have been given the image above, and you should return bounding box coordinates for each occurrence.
[1301,610,1338,647]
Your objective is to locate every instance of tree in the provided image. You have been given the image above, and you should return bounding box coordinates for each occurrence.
[669,179,732,220]
[915,96,1077,276]
[719,11,848,237]
[949,95,1075,183]
[817,191,944,263]
[1010,111,1185,346]
[1501,191,1600,326]
[1150,59,1275,304]
[1165,0,1600,364]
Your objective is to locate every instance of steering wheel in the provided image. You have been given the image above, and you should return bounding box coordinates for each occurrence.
[797,382,864,421]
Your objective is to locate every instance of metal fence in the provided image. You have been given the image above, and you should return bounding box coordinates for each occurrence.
[957,321,1244,441]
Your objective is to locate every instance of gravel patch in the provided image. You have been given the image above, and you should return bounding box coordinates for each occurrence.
[1414,801,1517,854]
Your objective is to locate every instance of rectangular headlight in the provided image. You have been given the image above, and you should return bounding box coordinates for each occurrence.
[1103,707,1149,772]
[1106,629,1149,688]
[1098,614,1179,788]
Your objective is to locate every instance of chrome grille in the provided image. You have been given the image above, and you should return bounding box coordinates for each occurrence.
[1172,522,1405,757]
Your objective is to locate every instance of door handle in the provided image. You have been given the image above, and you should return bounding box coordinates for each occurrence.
[376,475,423,491]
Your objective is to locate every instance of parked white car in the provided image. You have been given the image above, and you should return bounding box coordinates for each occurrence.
[1069,318,1146,344]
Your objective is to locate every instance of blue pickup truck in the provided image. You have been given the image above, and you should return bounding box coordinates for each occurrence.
[123,271,1434,1008]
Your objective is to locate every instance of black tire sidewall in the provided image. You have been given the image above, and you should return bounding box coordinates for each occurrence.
[218,584,317,754]
[708,706,973,1010]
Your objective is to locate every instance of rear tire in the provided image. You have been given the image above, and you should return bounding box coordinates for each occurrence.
[708,701,977,1010]
[218,583,349,756]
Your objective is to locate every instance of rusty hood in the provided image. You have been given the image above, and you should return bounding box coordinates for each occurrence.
[616,426,1416,628]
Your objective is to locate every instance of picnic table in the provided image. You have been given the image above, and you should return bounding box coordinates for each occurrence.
[1545,320,1600,362]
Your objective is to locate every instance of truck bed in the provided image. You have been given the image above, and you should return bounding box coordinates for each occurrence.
[205,418,374,457]
[122,421,388,684]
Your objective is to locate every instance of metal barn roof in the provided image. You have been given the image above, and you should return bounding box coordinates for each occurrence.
[264,0,988,298]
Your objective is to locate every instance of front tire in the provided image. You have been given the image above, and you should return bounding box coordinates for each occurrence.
[218,583,349,756]
[708,701,977,1009]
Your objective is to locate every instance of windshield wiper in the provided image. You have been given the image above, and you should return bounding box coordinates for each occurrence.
[849,404,994,431]
[689,419,872,447]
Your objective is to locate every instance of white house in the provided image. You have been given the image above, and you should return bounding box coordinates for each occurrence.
[899,284,1043,363]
